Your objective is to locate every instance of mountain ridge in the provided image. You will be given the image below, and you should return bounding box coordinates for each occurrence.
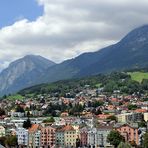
[0,25,148,95]
[0,55,55,95]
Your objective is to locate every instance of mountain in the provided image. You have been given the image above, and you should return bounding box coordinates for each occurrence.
[1,25,148,95]
[0,55,55,95]
[41,25,148,83]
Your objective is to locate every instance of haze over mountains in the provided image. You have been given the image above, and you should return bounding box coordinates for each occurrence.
[0,25,148,95]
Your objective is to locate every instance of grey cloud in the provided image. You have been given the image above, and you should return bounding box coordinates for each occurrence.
[0,0,148,70]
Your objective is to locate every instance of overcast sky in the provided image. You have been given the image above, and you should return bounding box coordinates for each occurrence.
[0,0,148,70]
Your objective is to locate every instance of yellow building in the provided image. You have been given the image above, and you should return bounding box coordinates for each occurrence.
[0,126,5,137]
[63,125,77,147]
[117,112,143,123]
[117,114,126,123]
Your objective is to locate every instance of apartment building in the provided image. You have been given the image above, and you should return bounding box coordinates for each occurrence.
[41,126,56,147]
[17,128,29,146]
[117,112,143,123]
[29,124,41,148]
[115,123,139,145]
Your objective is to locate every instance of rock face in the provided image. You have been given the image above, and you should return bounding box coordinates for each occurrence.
[0,55,55,95]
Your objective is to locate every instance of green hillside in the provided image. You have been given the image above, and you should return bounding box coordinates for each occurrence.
[128,72,148,82]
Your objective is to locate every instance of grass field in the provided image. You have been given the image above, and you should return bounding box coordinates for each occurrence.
[128,72,148,83]
[7,94,24,100]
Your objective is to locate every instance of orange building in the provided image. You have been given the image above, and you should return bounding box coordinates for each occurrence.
[41,126,56,147]
[114,123,139,145]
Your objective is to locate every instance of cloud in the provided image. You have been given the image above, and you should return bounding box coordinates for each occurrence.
[0,0,148,70]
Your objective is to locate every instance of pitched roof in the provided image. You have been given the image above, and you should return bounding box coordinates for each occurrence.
[29,124,39,133]
[62,125,75,131]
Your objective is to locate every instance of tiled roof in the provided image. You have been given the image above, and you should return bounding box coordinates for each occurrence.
[29,124,39,133]
[62,125,75,131]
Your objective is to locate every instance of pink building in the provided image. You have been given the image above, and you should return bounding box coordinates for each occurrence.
[80,127,88,147]
[114,123,139,145]
[41,126,56,147]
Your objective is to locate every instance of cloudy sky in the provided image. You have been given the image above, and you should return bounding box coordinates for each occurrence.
[0,0,148,70]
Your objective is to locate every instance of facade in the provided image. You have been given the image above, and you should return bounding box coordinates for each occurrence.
[41,126,56,147]
[17,128,29,146]
[115,123,139,145]
[87,128,96,148]
[8,111,25,118]
[29,124,41,148]
[80,127,88,147]
[0,126,5,137]
[63,125,77,147]
[144,112,148,121]
[55,128,65,147]
[96,126,112,147]
[87,127,112,148]
[117,112,143,123]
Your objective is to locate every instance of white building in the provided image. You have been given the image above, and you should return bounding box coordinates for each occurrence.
[17,128,29,146]
[87,127,112,148]
[8,112,25,118]
[34,130,41,147]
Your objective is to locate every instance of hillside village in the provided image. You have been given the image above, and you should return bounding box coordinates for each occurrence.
[0,72,147,147]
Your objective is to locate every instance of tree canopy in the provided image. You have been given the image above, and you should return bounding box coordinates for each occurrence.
[107,130,125,148]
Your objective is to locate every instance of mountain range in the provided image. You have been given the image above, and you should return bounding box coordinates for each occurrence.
[0,25,148,95]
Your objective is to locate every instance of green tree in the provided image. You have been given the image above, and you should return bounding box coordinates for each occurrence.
[117,142,131,148]
[143,132,148,148]
[107,130,125,148]
[138,120,146,128]
[43,116,55,123]
[127,104,137,110]
[15,105,25,113]
[5,135,17,147]
[23,118,32,129]
[107,115,117,122]
[0,108,5,116]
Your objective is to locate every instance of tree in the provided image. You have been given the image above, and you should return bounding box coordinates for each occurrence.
[117,142,131,148]
[0,108,5,116]
[107,115,117,122]
[15,105,25,113]
[0,136,6,146]
[138,120,146,128]
[5,135,17,147]
[107,130,125,148]
[143,132,148,148]
[43,116,55,123]
[127,104,137,110]
[23,118,32,129]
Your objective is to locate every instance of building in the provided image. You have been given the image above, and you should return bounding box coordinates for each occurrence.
[29,124,41,148]
[17,128,29,146]
[144,112,148,121]
[96,126,112,147]
[63,125,77,147]
[0,126,5,137]
[114,123,139,145]
[80,127,88,147]
[87,128,96,148]
[55,127,65,147]
[117,112,143,123]
[41,126,56,147]
[8,111,25,118]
